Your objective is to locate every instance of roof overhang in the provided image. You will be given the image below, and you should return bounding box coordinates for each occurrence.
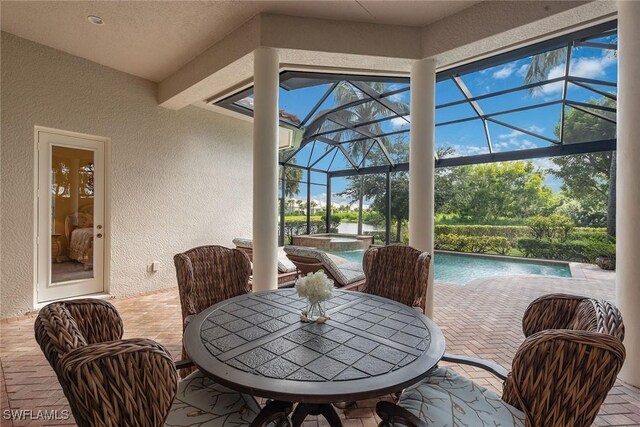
[158,1,616,111]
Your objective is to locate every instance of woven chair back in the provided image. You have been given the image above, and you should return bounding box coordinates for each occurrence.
[363,245,431,312]
[502,329,625,427]
[35,299,123,372]
[522,293,625,340]
[35,303,88,374]
[34,299,177,427]
[174,245,252,325]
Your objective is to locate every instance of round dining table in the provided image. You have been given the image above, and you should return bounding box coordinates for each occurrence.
[184,288,445,427]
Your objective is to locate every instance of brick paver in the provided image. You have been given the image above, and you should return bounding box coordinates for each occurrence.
[1,265,639,426]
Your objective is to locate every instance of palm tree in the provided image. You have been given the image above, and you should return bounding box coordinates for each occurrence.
[309,200,318,214]
[296,199,306,214]
[286,198,296,214]
[524,50,617,236]
[524,48,567,89]
[332,82,408,235]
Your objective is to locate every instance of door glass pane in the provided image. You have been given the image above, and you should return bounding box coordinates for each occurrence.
[51,146,94,283]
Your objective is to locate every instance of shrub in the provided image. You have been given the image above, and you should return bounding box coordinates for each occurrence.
[434,224,602,240]
[435,234,512,255]
[435,234,469,252]
[526,214,575,241]
[435,225,530,239]
[517,238,615,263]
[488,237,512,255]
[435,214,527,226]
[363,231,387,245]
[569,230,613,243]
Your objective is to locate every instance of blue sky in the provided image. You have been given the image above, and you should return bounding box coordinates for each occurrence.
[266,39,618,206]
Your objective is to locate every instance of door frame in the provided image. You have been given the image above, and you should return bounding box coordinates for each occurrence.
[33,126,112,307]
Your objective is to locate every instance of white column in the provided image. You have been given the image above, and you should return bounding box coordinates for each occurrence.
[617,0,640,387]
[252,47,279,292]
[409,58,436,318]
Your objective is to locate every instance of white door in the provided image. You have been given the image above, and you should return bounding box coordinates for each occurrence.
[37,130,105,302]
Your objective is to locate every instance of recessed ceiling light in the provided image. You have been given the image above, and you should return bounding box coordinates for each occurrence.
[87,15,104,25]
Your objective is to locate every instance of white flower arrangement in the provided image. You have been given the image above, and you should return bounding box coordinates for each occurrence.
[295,271,334,304]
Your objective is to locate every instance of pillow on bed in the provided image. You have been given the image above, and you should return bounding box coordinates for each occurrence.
[77,212,93,228]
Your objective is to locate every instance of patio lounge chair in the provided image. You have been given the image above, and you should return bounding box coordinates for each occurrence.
[174,245,251,375]
[283,245,366,291]
[34,299,291,427]
[377,294,626,427]
[362,245,431,312]
[232,237,298,287]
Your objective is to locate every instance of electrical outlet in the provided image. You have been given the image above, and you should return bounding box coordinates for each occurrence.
[149,261,161,272]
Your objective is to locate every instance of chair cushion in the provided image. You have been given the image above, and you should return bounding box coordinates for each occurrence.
[398,367,525,427]
[283,246,364,286]
[277,258,297,273]
[232,238,253,249]
[235,239,296,273]
[277,247,297,273]
[339,262,363,272]
[166,370,261,427]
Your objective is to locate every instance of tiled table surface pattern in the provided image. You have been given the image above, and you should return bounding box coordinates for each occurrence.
[194,290,432,384]
[1,267,639,426]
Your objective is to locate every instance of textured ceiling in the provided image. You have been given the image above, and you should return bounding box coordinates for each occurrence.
[0,1,479,82]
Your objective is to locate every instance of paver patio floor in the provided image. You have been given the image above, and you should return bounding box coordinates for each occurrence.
[1,264,639,426]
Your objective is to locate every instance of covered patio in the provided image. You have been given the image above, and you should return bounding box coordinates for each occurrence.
[2,1,640,426]
[2,267,639,426]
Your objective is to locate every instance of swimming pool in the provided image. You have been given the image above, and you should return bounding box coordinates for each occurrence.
[328,250,572,285]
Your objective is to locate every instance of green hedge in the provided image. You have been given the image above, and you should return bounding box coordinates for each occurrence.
[434,224,607,239]
[435,225,530,239]
[517,238,615,262]
[526,214,575,241]
[435,234,511,255]
[569,231,613,243]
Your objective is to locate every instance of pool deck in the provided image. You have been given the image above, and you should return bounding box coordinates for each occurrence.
[1,265,639,426]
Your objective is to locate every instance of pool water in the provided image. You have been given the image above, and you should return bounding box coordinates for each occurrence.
[328,250,572,285]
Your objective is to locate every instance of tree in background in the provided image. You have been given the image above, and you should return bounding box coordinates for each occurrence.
[333,82,409,235]
[338,133,409,242]
[434,147,465,214]
[278,162,302,199]
[524,50,616,236]
[451,161,554,222]
[370,172,408,242]
[550,98,616,234]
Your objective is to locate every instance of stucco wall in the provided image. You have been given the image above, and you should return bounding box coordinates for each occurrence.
[0,32,253,318]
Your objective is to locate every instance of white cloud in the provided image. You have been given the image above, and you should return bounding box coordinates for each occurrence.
[536,52,616,96]
[495,136,539,150]
[311,193,371,208]
[572,52,616,78]
[390,115,410,129]
[499,130,523,139]
[517,63,529,78]
[450,145,486,156]
[528,125,545,134]
[532,157,559,172]
[520,139,537,149]
[492,63,516,79]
